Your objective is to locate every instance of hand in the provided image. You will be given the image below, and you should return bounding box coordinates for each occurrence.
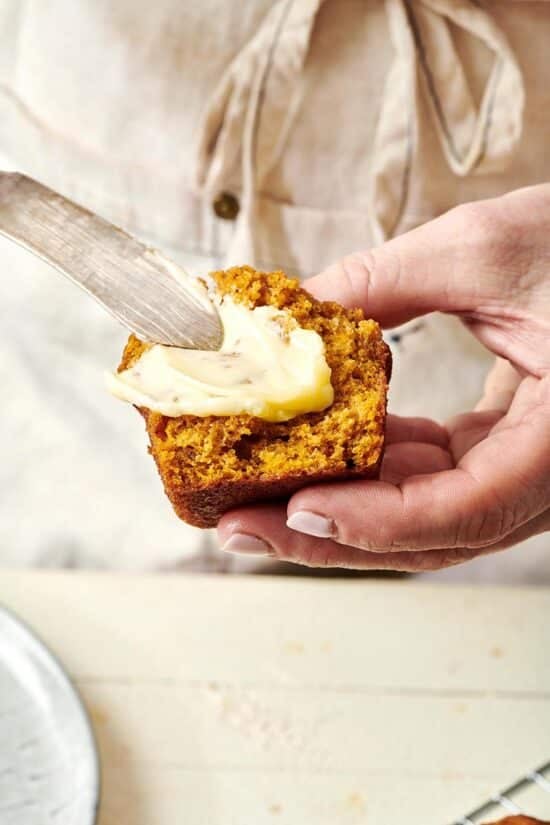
[218,186,550,571]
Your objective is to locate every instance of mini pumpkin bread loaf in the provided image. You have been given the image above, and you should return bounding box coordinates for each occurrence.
[112,266,391,528]
[484,817,550,824]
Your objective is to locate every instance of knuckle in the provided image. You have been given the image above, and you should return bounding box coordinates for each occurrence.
[338,520,398,552]
[339,251,374,309]
[402,551,441,571]
[340,248,400,310]
[298,545,317,567]
[287,535,333,568]
[456,464,538,550]
[451,201,498,250]
[449,201,521,272]
[293,538,349,569]
[459,511,499,548]
[320,543,350,568]
[402,547,479,572]
[460,501,517,549]
[415,548,464,571]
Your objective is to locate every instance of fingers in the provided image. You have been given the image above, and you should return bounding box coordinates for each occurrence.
[285,377,550,552]
[303,187,550,373]
[446,409,505,462]
[218,501,549,572]
[475,357,522,412]
[380,442,453,485]
[487,507,550,551]
[218,378,550,567]
[218,505,370,568]
[218,501,549,573]
[385,414,449,448]
[303,199,505,328]
[217,503,467,570]
[285,473,475,552]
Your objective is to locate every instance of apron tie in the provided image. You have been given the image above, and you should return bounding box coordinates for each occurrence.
[370,0,525,243]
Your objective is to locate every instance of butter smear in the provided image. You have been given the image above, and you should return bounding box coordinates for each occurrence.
[106,295,334,422]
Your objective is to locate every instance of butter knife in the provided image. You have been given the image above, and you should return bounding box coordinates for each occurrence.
[0,172,223,350]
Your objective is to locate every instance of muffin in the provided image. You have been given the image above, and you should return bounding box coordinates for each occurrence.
[484,818,550,824]
[110,266,391,527]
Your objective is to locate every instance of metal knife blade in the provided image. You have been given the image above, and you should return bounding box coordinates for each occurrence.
[0,172,224,350]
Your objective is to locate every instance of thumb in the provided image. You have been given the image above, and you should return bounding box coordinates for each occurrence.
[303,199,510,329]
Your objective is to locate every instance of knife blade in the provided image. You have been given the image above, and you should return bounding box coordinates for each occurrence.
[0,172,224,350]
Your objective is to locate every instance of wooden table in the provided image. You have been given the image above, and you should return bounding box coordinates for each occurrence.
[0,571,548,825]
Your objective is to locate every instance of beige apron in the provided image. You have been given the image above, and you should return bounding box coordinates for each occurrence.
[194,0,523,265]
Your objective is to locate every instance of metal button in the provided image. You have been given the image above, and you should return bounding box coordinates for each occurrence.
[213,191,240,221]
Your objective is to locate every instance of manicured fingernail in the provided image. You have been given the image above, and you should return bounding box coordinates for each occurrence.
[221,533,273,556]
[286,511,336,538]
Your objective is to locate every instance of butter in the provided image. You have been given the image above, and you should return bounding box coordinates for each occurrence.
[106,296,334,422]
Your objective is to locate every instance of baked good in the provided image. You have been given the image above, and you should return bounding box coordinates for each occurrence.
[483,817,550,824]
[113,266,391,527]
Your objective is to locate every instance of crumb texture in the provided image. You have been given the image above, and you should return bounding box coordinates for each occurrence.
[120,266,391,527]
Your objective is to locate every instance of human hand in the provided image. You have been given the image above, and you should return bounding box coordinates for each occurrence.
[219,186,550,570]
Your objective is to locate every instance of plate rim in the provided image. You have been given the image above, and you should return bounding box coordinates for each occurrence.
[0,602,100,824]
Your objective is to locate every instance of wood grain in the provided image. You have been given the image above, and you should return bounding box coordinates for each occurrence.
[0,571,548,825]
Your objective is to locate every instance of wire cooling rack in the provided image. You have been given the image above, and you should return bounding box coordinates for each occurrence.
[452,760,550,824]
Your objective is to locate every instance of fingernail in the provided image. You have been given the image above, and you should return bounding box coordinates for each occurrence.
[286,511,336,539]
[221,533,273,556]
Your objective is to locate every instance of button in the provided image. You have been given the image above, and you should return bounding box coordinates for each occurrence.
[213,191,240,221]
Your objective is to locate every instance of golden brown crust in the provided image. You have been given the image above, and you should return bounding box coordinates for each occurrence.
[483,817,550,825]
[151,457,384,529]
[119,266,391,528]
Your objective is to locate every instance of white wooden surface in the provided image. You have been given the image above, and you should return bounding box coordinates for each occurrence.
[0,571,548,825]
